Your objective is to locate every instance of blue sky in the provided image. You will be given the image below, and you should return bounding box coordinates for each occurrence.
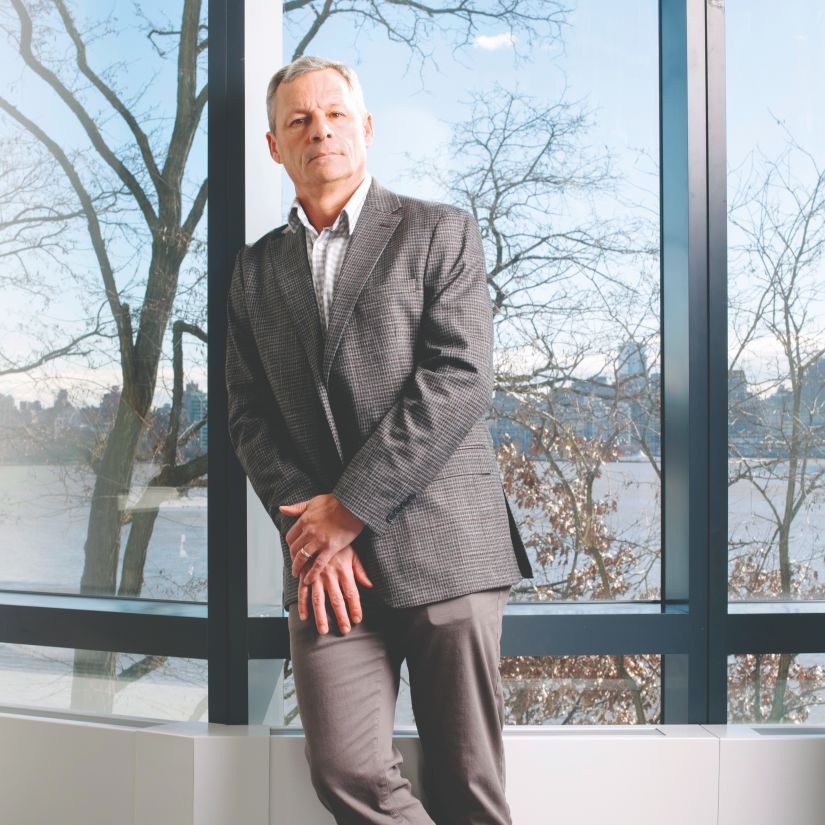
[0,0,208,407]
[279,0,659,210]
[0,0,822,404]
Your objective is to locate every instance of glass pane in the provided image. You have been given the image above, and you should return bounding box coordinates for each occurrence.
[248,657,288,726]
[0,2,208,601]
[266,1,661,608]
[0,643,207,722]
[279,654,661,727]
[500,654,661,725]
[728,653,825,724]
[727,2,825,607]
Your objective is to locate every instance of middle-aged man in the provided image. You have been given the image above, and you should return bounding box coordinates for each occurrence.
[225,55,534,825]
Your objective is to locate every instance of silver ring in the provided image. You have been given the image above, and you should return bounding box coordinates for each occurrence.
[299,546,312,560]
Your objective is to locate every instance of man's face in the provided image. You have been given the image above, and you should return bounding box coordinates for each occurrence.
[266,68,373,194]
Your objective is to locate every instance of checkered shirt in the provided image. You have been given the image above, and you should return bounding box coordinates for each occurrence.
[286,173,372,329]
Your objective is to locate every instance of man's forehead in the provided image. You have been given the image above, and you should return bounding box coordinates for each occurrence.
[277,70,353,108]
[281,94,349,113]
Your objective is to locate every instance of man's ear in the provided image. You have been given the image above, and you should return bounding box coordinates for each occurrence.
[363,112,374,147]
[266,131,282,164]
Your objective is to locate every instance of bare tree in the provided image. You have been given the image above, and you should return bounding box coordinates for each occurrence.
[408,80,663,721]
[0,0,208,709]
[0,0,576,715]
[727,136,825,721]
[284,0,567,65]
[500,653,660,725]
[118,321,208,598]
[0,134,114,376]
[728,653,825,724]
[416,84,660,599]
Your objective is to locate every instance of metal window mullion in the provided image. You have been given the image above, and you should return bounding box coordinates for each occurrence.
[208,0,249,725]
[660,0,711,723]
[0,602,207,658]
[705,0,729,725]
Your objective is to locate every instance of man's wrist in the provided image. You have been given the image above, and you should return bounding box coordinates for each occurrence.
[334,494,364,530]
[331,485,378,534]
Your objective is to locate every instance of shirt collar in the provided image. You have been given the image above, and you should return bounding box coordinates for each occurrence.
[286,172,373,237]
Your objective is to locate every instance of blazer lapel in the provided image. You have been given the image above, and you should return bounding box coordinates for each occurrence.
[267,225,344,463]
[322,180,403,385]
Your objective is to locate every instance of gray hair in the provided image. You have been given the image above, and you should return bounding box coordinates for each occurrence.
[266,56,368,134]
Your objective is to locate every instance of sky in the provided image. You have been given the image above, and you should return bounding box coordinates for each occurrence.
[0,0,822,406]
[279,0,659,210]
[0,0,208,407]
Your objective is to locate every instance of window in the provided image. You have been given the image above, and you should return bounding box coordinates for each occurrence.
[0,0,819,731]
[726,0,825,610]
[0,0,208,721]
[277,0,662,609]
[0,0,208,606]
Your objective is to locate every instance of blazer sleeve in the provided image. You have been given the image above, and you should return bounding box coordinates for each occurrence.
[225,245,319,533]
[331,208,494,535]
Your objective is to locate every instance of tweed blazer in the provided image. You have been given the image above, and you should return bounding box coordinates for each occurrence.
[225,178,534,609]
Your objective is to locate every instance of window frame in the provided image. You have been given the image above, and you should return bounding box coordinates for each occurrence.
[2,0,822,727]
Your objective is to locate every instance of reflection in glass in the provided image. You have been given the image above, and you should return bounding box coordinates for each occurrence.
[727,2,825,606]
[281,654,661,727]
[500,654,661,725]
[0,643,207,723]
[728,653,825,724]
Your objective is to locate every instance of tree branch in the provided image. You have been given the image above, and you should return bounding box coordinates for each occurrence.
[0,325,101,376]
[0,95,136,381]
[181,176,208,242]
[9,0,158,228]
[50,0,163,192]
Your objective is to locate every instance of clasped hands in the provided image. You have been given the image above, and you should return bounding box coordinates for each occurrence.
[280,493,373,636]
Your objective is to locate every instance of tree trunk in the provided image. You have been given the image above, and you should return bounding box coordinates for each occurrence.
[71,253,177,711]
[80,398,146,593]
[70,400,146,710]
[768,653,793,722]
[753,653,763,722]
[119,453,208,596]
[119,506,160,597]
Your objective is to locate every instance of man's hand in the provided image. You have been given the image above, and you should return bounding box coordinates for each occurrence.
[281,493,364,585]
[297,544,374,635]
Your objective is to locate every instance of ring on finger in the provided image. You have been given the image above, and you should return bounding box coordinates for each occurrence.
[299,546,312,560]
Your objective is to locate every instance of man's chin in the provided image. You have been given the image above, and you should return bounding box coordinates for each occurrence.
[308,168,357,186]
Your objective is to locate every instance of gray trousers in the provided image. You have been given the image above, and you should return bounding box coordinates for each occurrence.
[287,584,513,825]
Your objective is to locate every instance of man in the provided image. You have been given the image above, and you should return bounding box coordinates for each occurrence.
[225,55,534,825]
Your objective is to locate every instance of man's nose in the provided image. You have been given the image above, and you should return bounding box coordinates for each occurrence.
[310,115,333,141]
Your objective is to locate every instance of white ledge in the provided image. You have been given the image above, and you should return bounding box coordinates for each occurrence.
[1,710,824,825]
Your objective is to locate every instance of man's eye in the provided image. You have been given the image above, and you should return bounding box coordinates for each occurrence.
[290,118,305,126]
[330,111,344,118]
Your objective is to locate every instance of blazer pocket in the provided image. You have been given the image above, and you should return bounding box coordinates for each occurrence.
[432,444,496,480]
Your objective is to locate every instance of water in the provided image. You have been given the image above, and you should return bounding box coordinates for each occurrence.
[0,463,207,601]
[1,459,823,605]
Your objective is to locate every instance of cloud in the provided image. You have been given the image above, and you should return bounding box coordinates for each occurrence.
[473,32,516,51]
